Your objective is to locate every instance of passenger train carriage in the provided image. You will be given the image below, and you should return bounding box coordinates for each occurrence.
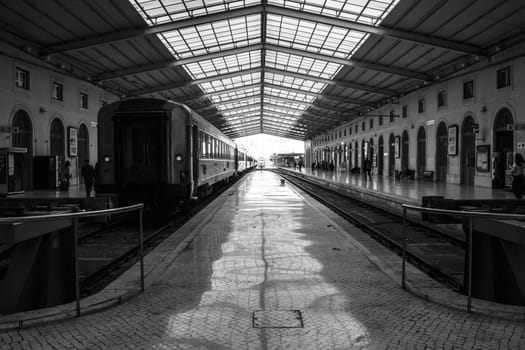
[97,98,254,211]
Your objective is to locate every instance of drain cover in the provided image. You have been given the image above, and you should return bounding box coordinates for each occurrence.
[253,310,303,328]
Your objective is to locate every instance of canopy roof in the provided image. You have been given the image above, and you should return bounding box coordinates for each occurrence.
[1,0,524,140]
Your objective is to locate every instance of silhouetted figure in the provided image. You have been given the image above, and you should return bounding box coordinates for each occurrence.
[81,160,96,198]
[364,158,372,181]
[511,153,525,199]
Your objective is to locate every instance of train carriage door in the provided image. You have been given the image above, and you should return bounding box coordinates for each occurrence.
[461,116,476,185]
[435,122,448,182]
[118,116,164,185]
[191,126,199,196]
[493,108,513,188]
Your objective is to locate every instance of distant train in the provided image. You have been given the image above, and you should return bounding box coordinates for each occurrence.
[96,98,255,211]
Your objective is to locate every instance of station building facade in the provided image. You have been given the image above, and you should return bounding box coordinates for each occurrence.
[0,43,117,190]
[310,43,525,189]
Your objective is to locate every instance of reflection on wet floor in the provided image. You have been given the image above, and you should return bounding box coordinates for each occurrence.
[157,170,370,349]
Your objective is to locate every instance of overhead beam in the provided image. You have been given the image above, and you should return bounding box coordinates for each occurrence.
[43,5,264,56]
[266,67,397,96]
[43,3,484,59]
[264,83,372,106]
[95,44,264,81]
[204,100,349,122]
[183,83,261,105]
[94,40,428,82]
[264,44,431,81]
[226,124,305,138]
[265,5,485,56]
[127,67,262,96]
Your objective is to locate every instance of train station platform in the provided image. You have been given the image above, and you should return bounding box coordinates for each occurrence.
[278,167,517,214]
[1,170,524,349]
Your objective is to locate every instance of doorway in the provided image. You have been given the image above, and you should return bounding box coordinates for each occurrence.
[378,136,384,176]
[435,122,448,182]
[461,116,476,185]
[493,108,513,188]
[401,130,409,171]
[11,110,33,190]
[388,134,395,176]
[417,127,426,178]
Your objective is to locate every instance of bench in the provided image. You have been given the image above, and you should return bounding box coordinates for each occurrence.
[423,170,434,182]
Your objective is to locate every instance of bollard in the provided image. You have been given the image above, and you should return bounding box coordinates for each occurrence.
[280,179,285,186]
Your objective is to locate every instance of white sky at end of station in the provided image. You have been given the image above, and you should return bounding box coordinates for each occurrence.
[234,134,305,159]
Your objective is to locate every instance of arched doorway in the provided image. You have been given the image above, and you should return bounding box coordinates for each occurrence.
[50,118,65,160]
[493,108,514,188]
[347,144,352,170]
[361,139,366,169]
[388,134,395,176]
[435,122,448,182]
[461,116,476,185]
[11,110,33,190]
[378,136,384,176]
[354,141,359,171]
[78,124,89,166]
[401,130,409,171]
[417,127,426,178]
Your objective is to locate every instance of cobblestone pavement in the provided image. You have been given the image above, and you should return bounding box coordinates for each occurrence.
[1,171,525,349]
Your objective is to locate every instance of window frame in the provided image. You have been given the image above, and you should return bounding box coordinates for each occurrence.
[52,81,64,102]
[418,98,426,113]
[80,92,89,110]
[463,80,474,100]
[496,67,511,89]
[15,67,30,90]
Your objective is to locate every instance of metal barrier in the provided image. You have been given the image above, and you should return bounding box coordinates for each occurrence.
[0,203,144,317]
[401,204,525,312]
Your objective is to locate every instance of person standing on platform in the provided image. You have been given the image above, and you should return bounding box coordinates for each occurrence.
[81,160,96,198]
[364,158,372,181]
[511,153,524,198]
[60,161,72,191]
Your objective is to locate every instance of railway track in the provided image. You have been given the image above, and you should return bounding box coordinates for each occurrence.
[78,173,249,296]
[275,169,466,292]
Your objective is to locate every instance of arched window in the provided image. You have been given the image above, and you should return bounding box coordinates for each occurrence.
[50,118,65,158]
[12,110,33,190]
[78,124,89,166]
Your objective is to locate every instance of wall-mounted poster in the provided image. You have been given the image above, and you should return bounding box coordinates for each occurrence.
[476,145,490,172]
[395,136,400,158]
[448,125,458,156]
[68,127,78,157]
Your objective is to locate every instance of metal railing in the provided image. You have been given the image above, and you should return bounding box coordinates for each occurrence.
[0,203,144,317]
[401,204,525,312]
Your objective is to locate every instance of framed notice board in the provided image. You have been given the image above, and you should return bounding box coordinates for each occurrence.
[476,145,490,172]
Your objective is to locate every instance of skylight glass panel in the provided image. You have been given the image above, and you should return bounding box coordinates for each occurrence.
[264,97,308,110]
[216,96,261,111]
[266,50,342,79]
[265,86,316,103]
[184,51,261,79]
[267,14,369,59]
[132,0,261,24]
[157,14,261,59]
[264,104,304,116]
[221,105,260,117]
[265,72,326,93]
[210,86,261,104]
[199,72,261,94]
[267,0,399,24]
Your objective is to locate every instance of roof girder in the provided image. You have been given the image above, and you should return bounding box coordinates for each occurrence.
[94,42,428,82]
[42,4,484,58]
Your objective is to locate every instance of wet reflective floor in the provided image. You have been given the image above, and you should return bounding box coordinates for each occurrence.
[2,171,525,349]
